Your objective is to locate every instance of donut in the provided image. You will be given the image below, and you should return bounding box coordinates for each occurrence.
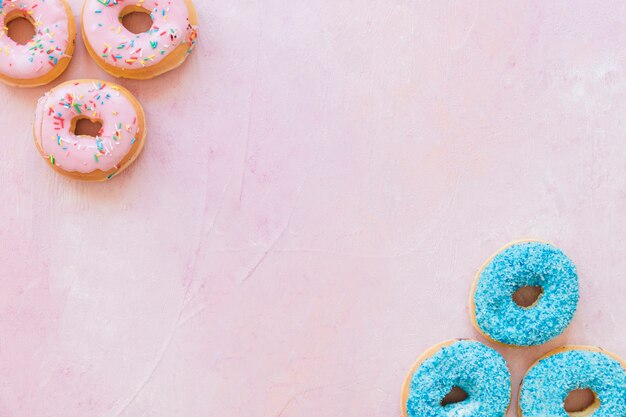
[33,79,147,181]
[469,240,579,346]
[0,0,75,87]
[519,346,626,417]
[81,0,198,79]
[401,339,511,417]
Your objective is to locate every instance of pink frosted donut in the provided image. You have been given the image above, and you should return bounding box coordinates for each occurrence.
[34,79,147,181]
[0,0,76,87]
[81,0,198,79]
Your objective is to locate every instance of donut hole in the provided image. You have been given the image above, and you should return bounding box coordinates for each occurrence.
[120,6,153,34]
[5,11,36,45]
[513,286,543,308]
[72,117,103,138]
[440,386,469,407]
[564,388,600,416]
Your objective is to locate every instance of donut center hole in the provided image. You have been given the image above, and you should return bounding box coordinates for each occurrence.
[564,388,600,416]
[72,117,103,138]
[513,286,543,308]
[120,6,153,34]
[440,386,469,407]
[5,12,36,45]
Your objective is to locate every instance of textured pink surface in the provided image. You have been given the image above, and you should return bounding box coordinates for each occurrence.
[1,1,625,416]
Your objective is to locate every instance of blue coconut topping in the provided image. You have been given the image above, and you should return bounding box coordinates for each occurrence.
[406,340,511,417]
[473,241,579,346]
[520,348,626,417]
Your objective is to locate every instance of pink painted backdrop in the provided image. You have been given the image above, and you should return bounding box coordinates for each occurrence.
[1,1,625,416]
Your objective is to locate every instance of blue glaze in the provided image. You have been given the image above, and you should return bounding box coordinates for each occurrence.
[406,340,511,417]
[473,241,578,346]
[520,348,626,417]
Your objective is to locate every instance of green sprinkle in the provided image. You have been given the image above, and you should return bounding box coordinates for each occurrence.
[49,155,55,165]
[94,154,99,162]
[73,103,81,114]
[150,40,158,49]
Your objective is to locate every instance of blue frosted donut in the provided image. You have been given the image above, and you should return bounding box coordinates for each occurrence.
[402,339,511,417]
[471,241,579,346]
[520,347,626,417]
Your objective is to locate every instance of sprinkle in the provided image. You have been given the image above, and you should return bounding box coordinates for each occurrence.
[520,349,626,416]
[73,103,82,114]
[94,154,99,162]
[407,340,511,416]
[473,241,578,346]
[49,155,55,165]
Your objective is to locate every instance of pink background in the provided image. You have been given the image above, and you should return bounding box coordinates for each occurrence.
[1,1,625,416]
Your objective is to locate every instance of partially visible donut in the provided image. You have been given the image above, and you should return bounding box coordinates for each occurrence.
[519,346,626,417]
[81,0,198,79]
[0,0,75,87]
[34,79,147,181]
[401,339,511,417]
[470,240,579,346]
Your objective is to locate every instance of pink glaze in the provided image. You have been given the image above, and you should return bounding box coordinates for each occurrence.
[82,0,197,70]
[0,0,72,79]
[34,80,141,176]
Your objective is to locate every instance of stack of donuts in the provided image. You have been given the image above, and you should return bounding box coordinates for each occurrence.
[0,0,198,181]
[402,240,626,417]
